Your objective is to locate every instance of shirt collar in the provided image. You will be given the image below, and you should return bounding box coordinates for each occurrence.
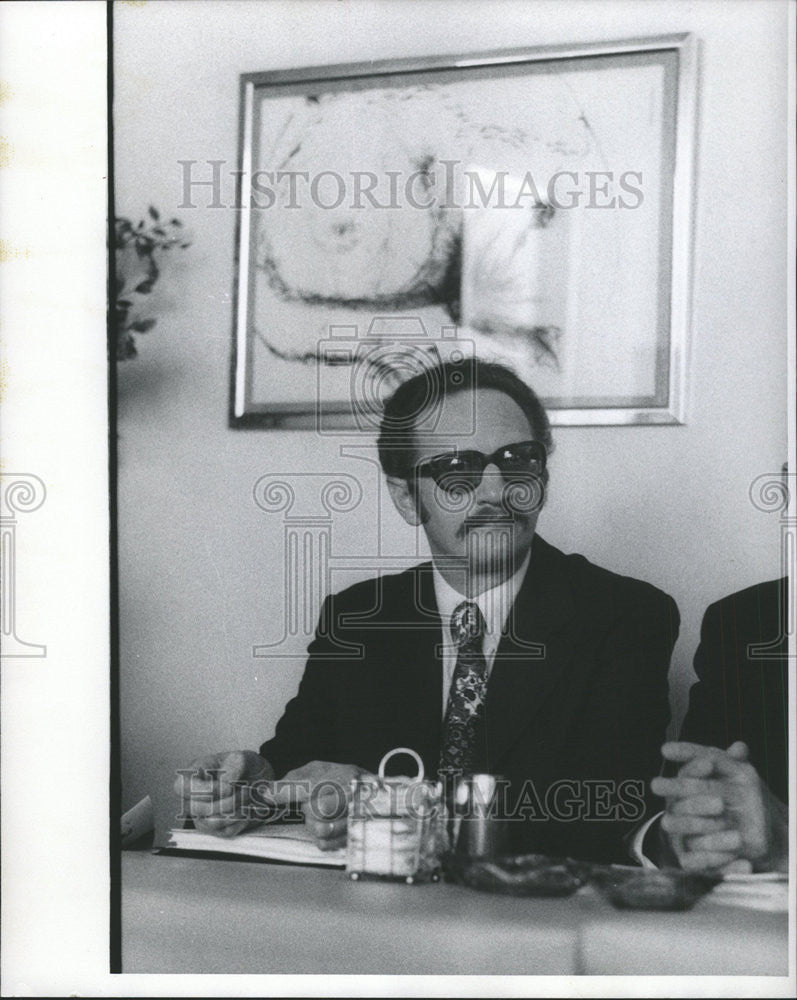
[432,549,531,639]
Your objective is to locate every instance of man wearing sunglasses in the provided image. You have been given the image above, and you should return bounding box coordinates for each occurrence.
[179,359,679,863]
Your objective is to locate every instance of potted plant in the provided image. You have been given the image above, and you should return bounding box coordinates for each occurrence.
[113,206,190,360]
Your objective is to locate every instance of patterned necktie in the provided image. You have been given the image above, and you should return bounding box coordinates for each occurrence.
[439,601,488,780]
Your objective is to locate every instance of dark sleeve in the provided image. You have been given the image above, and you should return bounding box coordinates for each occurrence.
[596,588,680,784]
[628,603,721,866]
[258,594,345,778]
[677,587,789,802]
[555,586,679,864]
[678,600,731,750]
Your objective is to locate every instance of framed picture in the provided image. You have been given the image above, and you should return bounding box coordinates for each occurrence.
[231,34,696,429]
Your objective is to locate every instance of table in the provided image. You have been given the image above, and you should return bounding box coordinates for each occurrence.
[122,852,789,976]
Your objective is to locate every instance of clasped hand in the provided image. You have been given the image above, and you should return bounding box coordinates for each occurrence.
[174,752,365,849]
[650,741,788,873]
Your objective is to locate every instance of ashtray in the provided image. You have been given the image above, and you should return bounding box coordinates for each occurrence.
[589,865,722,910]
[443,852,590,897]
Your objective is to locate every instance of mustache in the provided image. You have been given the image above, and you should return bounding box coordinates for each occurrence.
[457,506,529,539]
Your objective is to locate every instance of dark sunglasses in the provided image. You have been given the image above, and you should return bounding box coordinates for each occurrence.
[413,440,547,492]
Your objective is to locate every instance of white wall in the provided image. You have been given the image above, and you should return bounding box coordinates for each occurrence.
[114,0,789,836]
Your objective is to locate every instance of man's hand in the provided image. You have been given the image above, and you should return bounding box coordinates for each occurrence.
[268,761,367,851]
[651,741,788,873]
[174,750,274,838]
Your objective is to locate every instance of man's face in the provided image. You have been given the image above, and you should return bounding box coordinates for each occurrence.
[400,388,543,584]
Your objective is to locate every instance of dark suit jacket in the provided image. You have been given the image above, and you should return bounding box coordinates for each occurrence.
[260,534,680,863]
[677,578,789,803]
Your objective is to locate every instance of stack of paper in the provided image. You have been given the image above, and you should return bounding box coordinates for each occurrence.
[165,823,346,868]
[712,872,789,912]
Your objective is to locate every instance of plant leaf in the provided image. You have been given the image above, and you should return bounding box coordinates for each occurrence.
[130,318,156,333]
[148,205,160,220]
[117,332,137,360]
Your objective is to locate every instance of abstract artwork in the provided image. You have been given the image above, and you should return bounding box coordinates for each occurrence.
[232,36,695,427]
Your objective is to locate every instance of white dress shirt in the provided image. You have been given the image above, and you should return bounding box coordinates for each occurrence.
[629,811,663,868]
[432,551,531,716]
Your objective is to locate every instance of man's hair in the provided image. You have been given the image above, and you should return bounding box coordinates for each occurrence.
[377,358,553,481]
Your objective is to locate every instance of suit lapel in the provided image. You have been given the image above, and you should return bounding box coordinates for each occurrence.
[381,563,443,777]
[484,535,578,771]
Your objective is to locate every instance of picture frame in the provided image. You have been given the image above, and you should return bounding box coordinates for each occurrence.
[231,34,696,429]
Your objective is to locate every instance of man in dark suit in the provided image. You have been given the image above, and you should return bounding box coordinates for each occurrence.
[178,360,680,863]
[651,578,789,872]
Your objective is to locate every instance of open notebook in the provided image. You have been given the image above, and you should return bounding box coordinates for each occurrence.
[165,823,347,868]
